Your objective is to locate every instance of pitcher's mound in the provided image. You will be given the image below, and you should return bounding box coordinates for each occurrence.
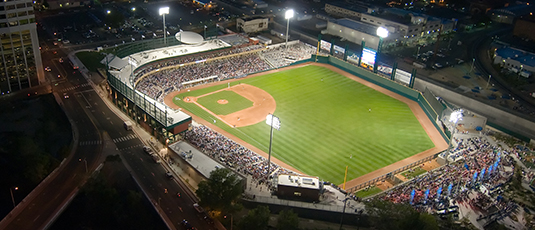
[217,99,228,104]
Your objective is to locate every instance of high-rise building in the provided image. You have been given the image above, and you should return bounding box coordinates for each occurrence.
[0,0,43,94]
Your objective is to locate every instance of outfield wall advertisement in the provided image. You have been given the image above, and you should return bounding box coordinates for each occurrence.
[320,40,331,52]
[395,69,411,85]
[360,48,376,70]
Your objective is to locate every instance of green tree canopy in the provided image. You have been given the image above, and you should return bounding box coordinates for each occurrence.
[277,209,299,230]
[196,168,243,213]
[365,199,439,230]
[238,205,270,230]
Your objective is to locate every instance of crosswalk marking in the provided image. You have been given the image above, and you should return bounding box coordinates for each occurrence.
[59,83,91,93]
[79,134,137,146]
[112,134,137,143]
[79,140,102,146]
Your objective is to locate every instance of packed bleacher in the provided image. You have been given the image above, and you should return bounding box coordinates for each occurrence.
[135,50,270,101]
[133,44,266,80]
[260,42,317,68]
[184,124,296,183]
[378,136,513,210]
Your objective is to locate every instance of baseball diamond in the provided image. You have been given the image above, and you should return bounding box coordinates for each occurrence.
[165,63,447,185]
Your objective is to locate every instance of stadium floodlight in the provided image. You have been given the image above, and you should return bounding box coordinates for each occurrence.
[449,109,463,124]
[265,114,281,177]
[447,109,464,161]
[373,27,389,73]
[159,7,170,46]
[285,9,294,49]
[376,26,389,38]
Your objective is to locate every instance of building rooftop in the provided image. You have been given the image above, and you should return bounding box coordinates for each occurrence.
[169,141,225,179]
[496,47,535,67]
[327,0,370,14]
[335,18,379,35]
[496,47,527,59]
[278,174,320,190]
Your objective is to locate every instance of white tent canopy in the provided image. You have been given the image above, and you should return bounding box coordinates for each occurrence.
[100,54,129,70]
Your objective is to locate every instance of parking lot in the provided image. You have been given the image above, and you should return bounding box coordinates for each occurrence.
[38,1,226,47]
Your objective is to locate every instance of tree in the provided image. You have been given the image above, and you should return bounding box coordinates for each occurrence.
[196,168,243,213]
[277,209,299,230]
[418,213,439,230]
[238,205,270,230]
[365,199,438,230]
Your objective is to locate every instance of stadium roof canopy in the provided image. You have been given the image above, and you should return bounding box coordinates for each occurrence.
[175,31,204,45]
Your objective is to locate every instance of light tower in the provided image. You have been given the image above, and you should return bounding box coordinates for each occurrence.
[374,27,389,73]
[285,9,294,49]
[159,7,170,46]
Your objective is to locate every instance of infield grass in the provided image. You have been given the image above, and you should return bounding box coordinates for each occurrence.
[174,65,435,184]
[197,91,253,115]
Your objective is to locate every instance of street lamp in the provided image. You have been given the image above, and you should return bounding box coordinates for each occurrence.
[79,158,87,173]
[470,58,475,73]
[285,9,294,49]
[131,7,136,18]
[339,196,350,230]
[486,74,492,89]
[159,7,170,46]
[106,10,111,14]
[265,114,281,177]
[10,186,18,208]
[374,27,389,73]
[204,25,207,39]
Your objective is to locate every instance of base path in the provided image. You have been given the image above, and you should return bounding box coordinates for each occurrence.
[182,84,276,128]
[164,63,448,188]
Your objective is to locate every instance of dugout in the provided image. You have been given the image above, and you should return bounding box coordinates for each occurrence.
[276,174,322,202]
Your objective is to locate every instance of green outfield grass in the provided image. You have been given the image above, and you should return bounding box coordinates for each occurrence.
[197,91,253,115]
[173,65,435,184]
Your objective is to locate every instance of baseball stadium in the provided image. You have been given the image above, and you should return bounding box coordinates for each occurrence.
[102,31,449,195]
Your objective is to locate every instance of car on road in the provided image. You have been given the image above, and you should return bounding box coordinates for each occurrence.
[152,154,161,164]
[63,93,69,99]
[143,146,153,155]
[165,171,173,179]
[180,219,195,230]
[45,67,51,72]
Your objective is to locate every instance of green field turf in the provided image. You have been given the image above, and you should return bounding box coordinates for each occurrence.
[173,65,435,184]
[196,91,253,115]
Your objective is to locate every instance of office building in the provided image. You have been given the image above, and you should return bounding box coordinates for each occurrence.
[0,0,43,94]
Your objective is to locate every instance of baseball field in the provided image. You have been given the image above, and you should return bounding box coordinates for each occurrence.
[168,64,436,185]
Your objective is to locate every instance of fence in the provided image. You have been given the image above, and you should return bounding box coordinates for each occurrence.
[345,152,442,194]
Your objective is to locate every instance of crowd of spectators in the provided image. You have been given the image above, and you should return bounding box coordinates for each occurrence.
[260,42,317,68]
[133,44,266,81]
[184,124,295,183]
[135,52,270,100]
[379,136,512,210]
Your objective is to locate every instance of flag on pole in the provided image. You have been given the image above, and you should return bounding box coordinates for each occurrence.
[447,183,453,196]
[437,187,442,200]
[464,163,470,171]
[472,171,478,184]
[424,189,430,203]
[410,189,415,205]
[480,168,486,180]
